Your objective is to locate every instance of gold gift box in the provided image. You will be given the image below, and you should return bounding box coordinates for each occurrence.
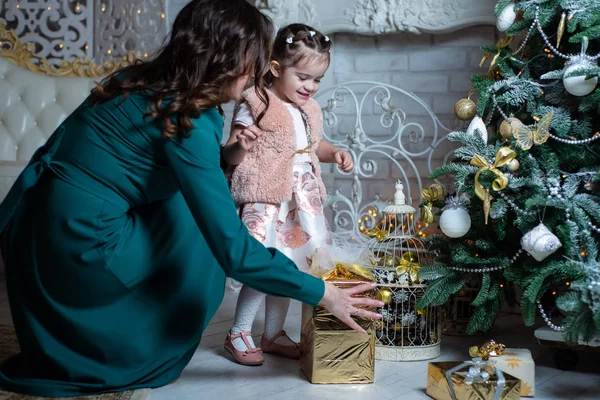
[426,360,521,400]
[300,262,376,384]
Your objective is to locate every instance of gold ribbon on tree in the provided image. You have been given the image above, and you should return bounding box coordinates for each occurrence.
[469,147,516,225]
[365,226,389,242]
[480,35,513,73]
[420,184,445,224]
[396,252,420,283]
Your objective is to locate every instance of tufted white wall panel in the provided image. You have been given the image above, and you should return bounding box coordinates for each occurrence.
[0,57,98,202]
[0,57,97,162]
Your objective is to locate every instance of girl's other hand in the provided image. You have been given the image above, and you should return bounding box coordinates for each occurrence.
[334,150,354,172]
[236,125,261,151]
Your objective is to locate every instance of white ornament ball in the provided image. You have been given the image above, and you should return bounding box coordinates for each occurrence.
[439,207,472,238]
[466,115,489,143]
[497,2,517,32]
[563,59,598,96]
[521,223,562,261]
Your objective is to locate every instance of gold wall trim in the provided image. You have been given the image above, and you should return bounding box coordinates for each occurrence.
[0,23,139,78]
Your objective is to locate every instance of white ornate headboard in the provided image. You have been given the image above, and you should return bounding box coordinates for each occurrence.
[0,23,137,201]
[315,81,454,234]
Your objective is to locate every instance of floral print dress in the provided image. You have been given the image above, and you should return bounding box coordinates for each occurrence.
[235,102,330,272]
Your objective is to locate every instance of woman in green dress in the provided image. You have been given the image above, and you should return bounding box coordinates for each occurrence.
[0,0,381,397]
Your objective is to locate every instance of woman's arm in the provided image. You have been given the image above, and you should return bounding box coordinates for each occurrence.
[164,109,380,328]
[163,109,323,305]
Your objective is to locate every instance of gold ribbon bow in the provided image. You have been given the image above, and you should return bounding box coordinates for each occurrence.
[420,184,445,224]
[396,252,420,283]
[468,340,506,361]
[366,226,389,242]
[470,147,516,224]
[480,36,513,73]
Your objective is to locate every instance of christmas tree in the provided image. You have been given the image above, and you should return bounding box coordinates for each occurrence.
[418,0,600,343]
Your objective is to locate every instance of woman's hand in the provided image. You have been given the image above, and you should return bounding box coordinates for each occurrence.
[318,282,383,334]
[334,150,354,173]
[235,125,261,151]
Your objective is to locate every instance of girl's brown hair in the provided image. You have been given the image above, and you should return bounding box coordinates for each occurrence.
[264,23,332,85]
[90,0,273,138]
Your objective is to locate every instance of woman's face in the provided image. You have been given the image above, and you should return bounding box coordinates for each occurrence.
[229,54,257,101]
[230,73,253,101]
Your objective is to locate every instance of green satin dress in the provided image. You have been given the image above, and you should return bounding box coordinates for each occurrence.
[0,92,325,397]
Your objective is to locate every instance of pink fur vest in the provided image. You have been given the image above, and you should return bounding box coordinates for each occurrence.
[229,88,327,206]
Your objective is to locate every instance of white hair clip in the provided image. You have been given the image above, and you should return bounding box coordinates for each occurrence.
[309,30,316,37]
[286,37,293,44]
[324,35,330,42]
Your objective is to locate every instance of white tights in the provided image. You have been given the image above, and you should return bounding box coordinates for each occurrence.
[230,285,295,351]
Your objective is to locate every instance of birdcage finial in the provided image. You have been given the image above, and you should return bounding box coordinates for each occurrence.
[394,180,406,205]
[385,180,416,214]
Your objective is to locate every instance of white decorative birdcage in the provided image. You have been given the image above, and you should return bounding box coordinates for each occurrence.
[365,180,441,361]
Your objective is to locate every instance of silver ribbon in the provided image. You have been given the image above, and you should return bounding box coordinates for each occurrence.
[445,357,505,400]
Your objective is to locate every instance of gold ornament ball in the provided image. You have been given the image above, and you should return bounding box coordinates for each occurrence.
[382,254,400,268]
[506,159,520,172]
[377,288,394,305]
[499,117,523,139]
[454,98,477,121]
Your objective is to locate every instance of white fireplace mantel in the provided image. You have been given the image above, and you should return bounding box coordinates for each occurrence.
[254,0,497,35]
[165,0,497,36]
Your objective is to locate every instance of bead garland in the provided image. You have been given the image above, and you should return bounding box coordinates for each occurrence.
[547,179,563,201]
[497,191,536,216]
[448,249,524,273]
[492,98,600,146]
[549,133,600,145]
[534,7,600,61]
[537,301,565,331]
[589,221,600,234]
[513,23,535,55]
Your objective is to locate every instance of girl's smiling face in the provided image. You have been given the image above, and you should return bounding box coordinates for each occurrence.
[270,54,329,106]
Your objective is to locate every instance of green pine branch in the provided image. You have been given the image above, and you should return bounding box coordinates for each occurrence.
[417,274,465,308]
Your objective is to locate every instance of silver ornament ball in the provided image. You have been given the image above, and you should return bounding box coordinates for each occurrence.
[563,41,598,97]
[521,223,562,261]
[506,159,520,172]
[439,207,471,238]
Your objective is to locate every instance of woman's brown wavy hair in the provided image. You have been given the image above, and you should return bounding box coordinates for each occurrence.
[90,0,273,138]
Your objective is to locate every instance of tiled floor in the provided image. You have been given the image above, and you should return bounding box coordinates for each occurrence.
[0,278,598,399]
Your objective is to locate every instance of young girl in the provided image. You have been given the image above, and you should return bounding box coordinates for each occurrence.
[222,24,354,366]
